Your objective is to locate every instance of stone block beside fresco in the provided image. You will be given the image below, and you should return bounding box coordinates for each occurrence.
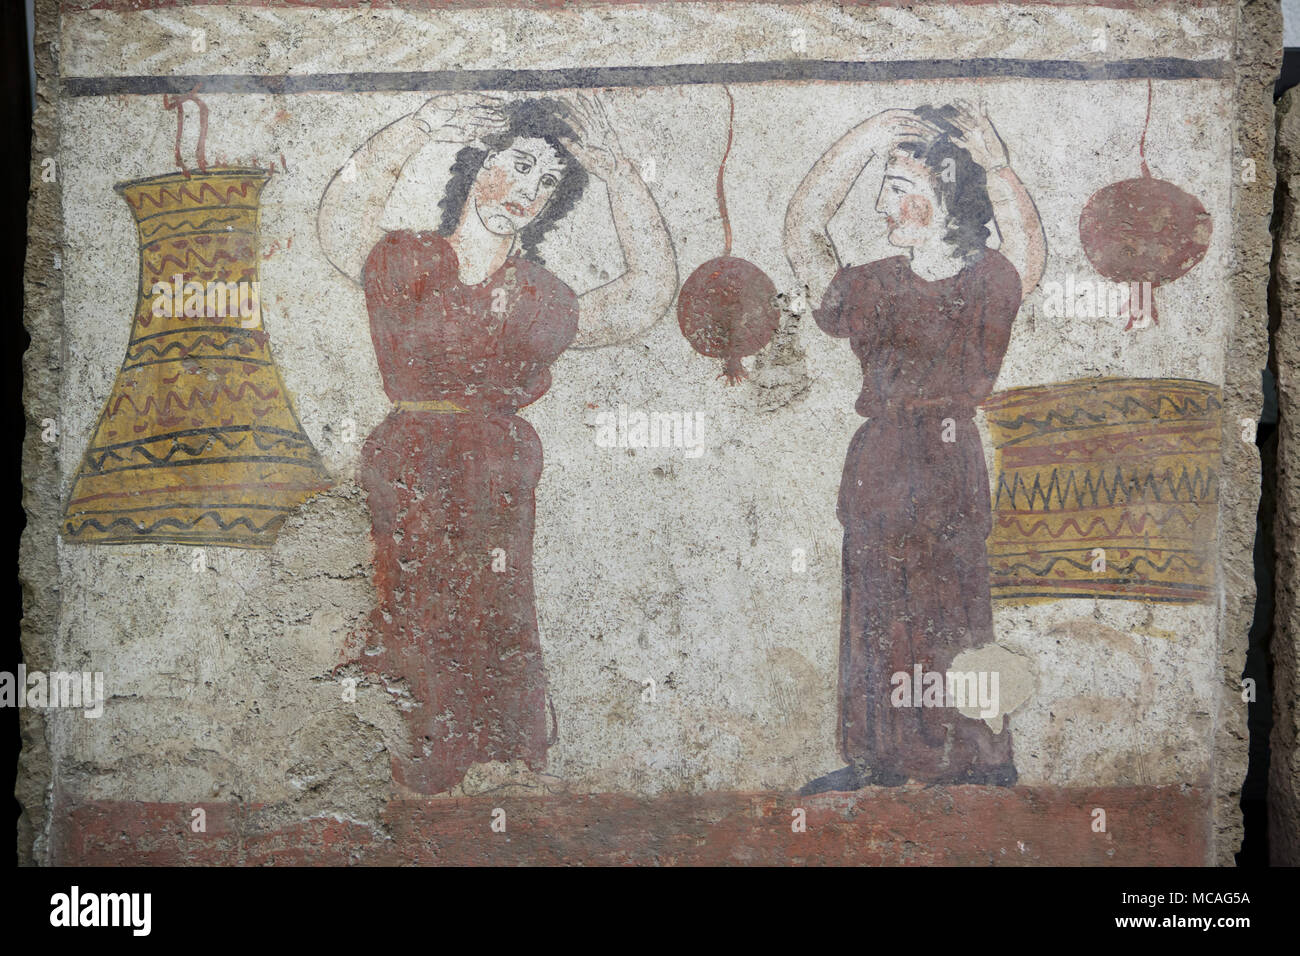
[19,0,1281,865]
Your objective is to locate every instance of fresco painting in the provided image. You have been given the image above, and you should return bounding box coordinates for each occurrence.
[36,0,1256,866]
[59,84,1225,794]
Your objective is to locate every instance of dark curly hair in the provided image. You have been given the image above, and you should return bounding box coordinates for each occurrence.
[436,97,589,265]
[890,104,996,261]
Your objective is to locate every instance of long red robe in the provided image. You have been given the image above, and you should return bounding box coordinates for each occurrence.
[355,230,578,794]
[813,249,1021,784]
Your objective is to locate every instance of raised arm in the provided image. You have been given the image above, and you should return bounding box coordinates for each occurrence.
[559,94,678,349]
[317,94,507,284]
[784,109,939,310]
[949,100,1047,300]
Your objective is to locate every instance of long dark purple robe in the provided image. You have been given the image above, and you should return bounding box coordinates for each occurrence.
[813,249,1021,783]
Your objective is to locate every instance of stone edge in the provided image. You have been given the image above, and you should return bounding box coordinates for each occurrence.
[18,0,65,867]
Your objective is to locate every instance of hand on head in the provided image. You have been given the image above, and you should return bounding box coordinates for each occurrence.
[946,99,1010,170]
[556,91,626,180]
[415,92,509,143]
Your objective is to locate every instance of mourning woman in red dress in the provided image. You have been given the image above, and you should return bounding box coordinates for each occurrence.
[318,93,676,794]
[785,102,1045,792]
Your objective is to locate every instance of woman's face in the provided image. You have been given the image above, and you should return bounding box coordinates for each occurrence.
[471,136,566,236]
[875,149,947,250]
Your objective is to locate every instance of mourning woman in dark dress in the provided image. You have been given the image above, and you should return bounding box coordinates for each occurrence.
[318,93,676,794]
[784,102,1045,792]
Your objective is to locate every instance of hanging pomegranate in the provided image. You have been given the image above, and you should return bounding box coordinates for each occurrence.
[677,87,780,384]
[1078,79,1212,330]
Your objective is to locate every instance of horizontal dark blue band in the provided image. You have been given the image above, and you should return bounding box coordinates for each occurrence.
[63,57,1229,96]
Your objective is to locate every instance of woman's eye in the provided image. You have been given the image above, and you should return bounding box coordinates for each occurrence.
[541,175,558,189]
[514,162,531,174]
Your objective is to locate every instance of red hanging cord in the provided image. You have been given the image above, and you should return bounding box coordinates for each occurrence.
[162,85,210,178]
[1138,78,1152,179]
[717,86,735,258]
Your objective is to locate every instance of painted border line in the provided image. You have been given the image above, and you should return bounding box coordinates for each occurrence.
[63,57,1230,96]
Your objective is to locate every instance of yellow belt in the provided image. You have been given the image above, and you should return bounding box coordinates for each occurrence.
[394,400,466,413]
